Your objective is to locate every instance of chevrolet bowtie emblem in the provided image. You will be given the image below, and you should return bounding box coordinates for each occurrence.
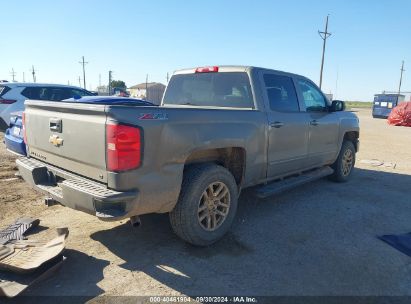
[49,134,64,147]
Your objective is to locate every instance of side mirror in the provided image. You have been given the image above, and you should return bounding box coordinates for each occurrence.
[330,100,345,112]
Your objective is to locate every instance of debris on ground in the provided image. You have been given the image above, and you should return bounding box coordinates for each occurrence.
[0,218,68,298]
[359,159,397,169]
[0,218,40,245]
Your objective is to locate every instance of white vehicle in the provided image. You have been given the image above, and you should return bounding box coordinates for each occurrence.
[0,83,95,129]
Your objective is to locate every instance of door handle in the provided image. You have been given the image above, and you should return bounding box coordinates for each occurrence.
[49,118,62,133]
[310,120,319,126]
[270,121,285,128]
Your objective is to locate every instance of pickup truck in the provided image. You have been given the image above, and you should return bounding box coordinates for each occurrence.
[17,66,359,246]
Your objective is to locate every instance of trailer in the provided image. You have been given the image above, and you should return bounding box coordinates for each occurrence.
[372,94,405,118]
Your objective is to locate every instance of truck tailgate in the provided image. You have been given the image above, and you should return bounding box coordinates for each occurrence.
[24,101,108,183]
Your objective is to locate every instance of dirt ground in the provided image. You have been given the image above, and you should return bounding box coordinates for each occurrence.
[0,108,411,299]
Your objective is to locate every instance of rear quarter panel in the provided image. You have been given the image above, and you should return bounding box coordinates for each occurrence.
[106,106,267,214]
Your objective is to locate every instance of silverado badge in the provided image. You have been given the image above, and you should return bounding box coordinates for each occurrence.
[49,134,64,147]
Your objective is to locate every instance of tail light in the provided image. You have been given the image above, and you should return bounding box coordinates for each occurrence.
[106,124,142,172]
[22,112,27,144]
[195,66,219,73]
[0,99,17,104]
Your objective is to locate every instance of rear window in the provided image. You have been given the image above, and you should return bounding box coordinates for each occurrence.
[0,86,10,97]
[163,72,254,108]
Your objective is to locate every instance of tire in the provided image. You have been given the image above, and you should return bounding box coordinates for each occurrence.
[329,140,356,183]
[169,164,238,246]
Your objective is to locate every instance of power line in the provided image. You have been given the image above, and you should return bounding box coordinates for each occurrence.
[398,60,405,95]
[79,56,88,89]
[318,15,332,89]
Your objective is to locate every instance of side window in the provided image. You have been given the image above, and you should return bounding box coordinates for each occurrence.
[21,87,42,100]
[263,74,299,112]
[45,88,70,101]
[297,80,327,112]
[71,89,92,97]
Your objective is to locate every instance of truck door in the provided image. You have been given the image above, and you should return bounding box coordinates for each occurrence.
[295,78,339,167]
[260,72,310,178]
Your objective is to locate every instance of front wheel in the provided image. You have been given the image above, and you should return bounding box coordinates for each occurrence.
[169,164,238,246]
[329,140,356,182]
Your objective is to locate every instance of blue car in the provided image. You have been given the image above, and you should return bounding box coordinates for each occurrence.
[4,111,26,156]
[4,97,154,156]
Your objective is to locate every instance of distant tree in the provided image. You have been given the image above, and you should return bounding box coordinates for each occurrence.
[110,80,126,89]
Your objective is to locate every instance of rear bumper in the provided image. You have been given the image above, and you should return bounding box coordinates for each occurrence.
[4,129,26,156]
[16,157,139,221]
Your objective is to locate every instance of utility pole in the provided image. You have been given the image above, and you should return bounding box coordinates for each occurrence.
[23,72,25,83]
[398,60,405,95]
[99,74,101,87]
[108,71,113,95]
[145,74,148,100]
[78,76,81,87]
[10,68,16,82]
[79,56,88,89]
[318,15,332,89]
[31,66,37,82]
[166,72,169,83]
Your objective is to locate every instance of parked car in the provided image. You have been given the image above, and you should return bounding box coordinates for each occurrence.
[112,87,130,97]
[17,66,359,246]
[0,83,94,129]
[4,111,25,156]
[4,97,152,156]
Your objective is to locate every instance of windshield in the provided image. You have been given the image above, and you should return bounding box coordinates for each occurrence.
[163,72,254,108]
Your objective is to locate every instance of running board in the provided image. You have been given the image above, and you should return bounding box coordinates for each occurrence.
[255,166,334,199]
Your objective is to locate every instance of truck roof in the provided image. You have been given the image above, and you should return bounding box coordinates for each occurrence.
[173,65,303,79]
[0,82,85,89]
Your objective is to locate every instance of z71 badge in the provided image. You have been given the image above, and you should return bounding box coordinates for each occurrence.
[139,113,168,120]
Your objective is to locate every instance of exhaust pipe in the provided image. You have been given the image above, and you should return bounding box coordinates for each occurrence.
[130,216,141,228]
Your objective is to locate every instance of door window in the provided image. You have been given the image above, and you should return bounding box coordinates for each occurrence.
[70,89,93,97]
[297,80,327,112]
[264,74,299,112]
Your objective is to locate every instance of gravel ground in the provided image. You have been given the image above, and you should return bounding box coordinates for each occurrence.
[0,108,410,299]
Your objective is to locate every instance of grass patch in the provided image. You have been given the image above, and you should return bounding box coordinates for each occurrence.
[345,101,373,109]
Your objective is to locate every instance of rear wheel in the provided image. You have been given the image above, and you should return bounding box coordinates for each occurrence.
[169,164,238,246]
[329,140,356,182]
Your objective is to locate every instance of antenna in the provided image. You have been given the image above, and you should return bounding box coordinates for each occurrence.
[318,15,332,89]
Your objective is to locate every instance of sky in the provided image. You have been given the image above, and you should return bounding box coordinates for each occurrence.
[2,0,411,101]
